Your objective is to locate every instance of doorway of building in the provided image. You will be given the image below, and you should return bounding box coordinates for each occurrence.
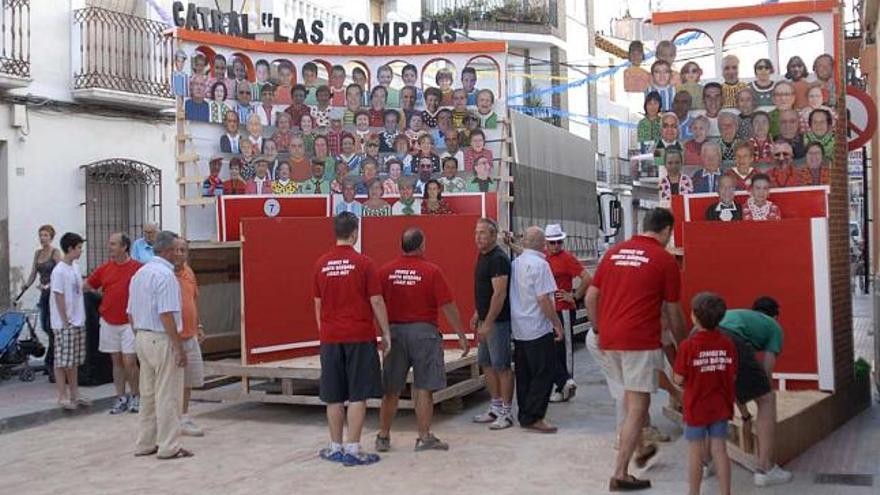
[82,158,161,272]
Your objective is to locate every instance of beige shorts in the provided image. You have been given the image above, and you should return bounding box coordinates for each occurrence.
[98,319,135,354]
[182,338,204,388]
[604,349,663,394]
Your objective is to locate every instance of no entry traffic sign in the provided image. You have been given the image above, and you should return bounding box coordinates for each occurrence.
[846,86,877,151]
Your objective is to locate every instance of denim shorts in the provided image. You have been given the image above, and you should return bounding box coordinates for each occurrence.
[684,420,729,441]
[477,320,512,370]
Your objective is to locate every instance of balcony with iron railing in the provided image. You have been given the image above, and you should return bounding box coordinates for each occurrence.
[596,154,608,184]
[0,0,30,88]
[422,0,563,38]
[71,7,174,111]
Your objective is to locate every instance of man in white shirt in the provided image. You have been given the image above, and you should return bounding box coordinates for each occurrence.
[49,232,89,410]
[127,230,192,460]
[510,226,564,433]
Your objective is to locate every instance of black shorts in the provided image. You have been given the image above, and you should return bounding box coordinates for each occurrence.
[319,342,383,404]
[383,323,446,394]
[722,330,772,404]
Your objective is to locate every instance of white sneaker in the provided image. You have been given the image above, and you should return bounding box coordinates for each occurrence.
[488,412,513,430]
[754,465,792,486]
[549,391,565,403]
[562,378,577,399]
[472,409,498,423]
[180,416,204,437]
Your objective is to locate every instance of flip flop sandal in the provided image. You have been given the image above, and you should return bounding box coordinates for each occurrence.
[134,447,159,457]
[158,448,194,460]
[634,444,658,468]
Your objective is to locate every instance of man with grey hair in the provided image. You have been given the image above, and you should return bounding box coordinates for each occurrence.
[132,222,158,263]
[128,230,192,459]
[376,228,469,452]
[692,141,723,193]
[510,226,564,433]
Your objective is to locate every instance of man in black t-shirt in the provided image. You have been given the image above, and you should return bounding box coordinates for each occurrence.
[470,218,515,430]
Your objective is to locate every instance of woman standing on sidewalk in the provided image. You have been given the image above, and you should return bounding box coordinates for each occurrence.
[16,225,62,374]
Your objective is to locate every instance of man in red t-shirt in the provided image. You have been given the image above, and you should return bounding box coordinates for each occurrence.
[544,224,591,402]
[585,208,686,492]
[375,228,469,453]
[313,212,391,467]
[84,233,142,414]
[674,293,738,495]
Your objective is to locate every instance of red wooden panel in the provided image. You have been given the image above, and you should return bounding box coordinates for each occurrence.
[672,187,827,249]
[684,188,828,223]
[362,215,481,346]
[219,195,329,242]
[681,219,818,386]
[241,217,336,364]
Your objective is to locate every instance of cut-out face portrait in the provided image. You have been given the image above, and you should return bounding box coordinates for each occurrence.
[174,50,187,72]
[302,62,318,87]
[224,110,239,134]
[753,59,774,84]
[402,64,418,87]
[722,55,740,84]
[813,54,834,83]
[476,89,494,115]
[377,65,393,87]
[660,114,679,143]
[246,113,262,137]
[255,60,270,85]
[628,41,645,67]
[785,56,808,81]
[655,40,677,65]
[461,67,477,94]
[232,57,247,81]
[213,54,228,79]
[772,82,796,111]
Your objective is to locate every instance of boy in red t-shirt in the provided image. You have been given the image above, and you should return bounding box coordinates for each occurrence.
[673,293,738,495]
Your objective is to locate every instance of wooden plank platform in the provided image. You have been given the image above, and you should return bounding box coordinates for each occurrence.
[662,376,872,471]
[193,350,483,410]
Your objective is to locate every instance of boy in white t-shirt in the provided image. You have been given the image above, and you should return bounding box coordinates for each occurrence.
[49,232,90,410]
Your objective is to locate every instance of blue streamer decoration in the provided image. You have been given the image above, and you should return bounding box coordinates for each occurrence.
[510,105,638,129]
[506,32,703,102]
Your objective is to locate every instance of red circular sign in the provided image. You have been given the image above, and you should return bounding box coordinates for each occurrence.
[846,86,877,151]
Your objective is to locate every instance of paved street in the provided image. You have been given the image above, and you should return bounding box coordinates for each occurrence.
[1,294,877,495]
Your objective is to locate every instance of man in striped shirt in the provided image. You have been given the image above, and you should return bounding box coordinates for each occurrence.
[128,231,192,460]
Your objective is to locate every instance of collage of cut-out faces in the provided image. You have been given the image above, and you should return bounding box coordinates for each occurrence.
[624,40,837,221]
[173,47,503,210]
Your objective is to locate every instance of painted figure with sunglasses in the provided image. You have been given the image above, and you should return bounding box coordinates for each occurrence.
[749,59,776,108]
[677,62,703,110]
[653,113,683,168]
[767,141,803,189]
[234,80,255,124]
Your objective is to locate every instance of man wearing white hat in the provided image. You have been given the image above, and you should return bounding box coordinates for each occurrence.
[543,224,592,402]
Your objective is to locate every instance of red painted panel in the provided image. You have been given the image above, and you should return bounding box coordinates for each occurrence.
[684,189,827,223]
[241,217,336,364]
[672,187,827,248]
[219,196,329,242]
[681,219,819,386]
[362,215,481,347]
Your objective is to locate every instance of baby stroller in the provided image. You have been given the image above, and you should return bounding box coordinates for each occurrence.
[0,309,46,382]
